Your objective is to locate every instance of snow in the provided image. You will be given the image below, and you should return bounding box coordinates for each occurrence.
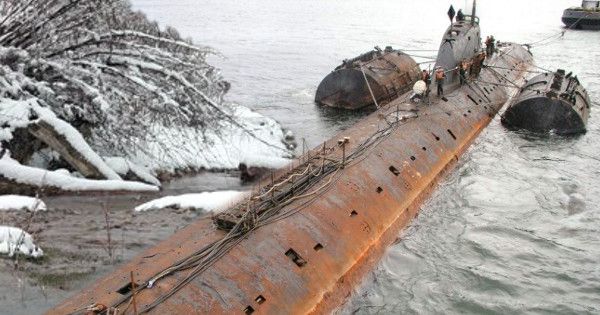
[104,156,129,174]
[0,98,123,181]
[0,226,43,258]
[26,148,61,169]
[134,190,248,212]
[240,154,291,169]
[33,105,122,181]
[104,156,161,186]
[128,104,293,173]
[0,4,295,191]
[0,98,37,141]
[0,155,158,192]
[0,195,46,211]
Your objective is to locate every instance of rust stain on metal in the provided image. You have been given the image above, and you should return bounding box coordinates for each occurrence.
[315,47,421,109]
[49,44,533,315]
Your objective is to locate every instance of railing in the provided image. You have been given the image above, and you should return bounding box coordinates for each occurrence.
[462,15,480,25]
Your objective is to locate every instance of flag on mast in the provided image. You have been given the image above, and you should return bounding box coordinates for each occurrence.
[447,5,456,23]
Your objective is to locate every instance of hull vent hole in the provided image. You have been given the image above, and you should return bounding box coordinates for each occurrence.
[447,129,457,140]
[285,249,307,267]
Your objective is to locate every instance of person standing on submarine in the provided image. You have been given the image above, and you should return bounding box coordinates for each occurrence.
[459,59,469,86]
[435,67,446,96]
[422,69,431,95]
[486,35,496,57]
[456,9,465,21]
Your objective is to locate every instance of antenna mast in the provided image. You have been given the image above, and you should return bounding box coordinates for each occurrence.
[471,0,477,25]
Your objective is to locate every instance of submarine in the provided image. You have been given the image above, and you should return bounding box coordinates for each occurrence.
[562,0,600,30]
[501,69,590,134]
[50,3,537,315]
[314,46,420,109]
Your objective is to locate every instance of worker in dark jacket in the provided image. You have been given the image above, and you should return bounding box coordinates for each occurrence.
[435,67,446,96]
[470,52,485,78]
[486,35,496,57]
[421,69,431,95]
[459,59,469,85]
[456,9,465,21]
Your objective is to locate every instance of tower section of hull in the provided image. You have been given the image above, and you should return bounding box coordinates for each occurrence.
[501,70,590,134]
[315,48,420,109]
[434,19,482,87]
[50,43,533,315]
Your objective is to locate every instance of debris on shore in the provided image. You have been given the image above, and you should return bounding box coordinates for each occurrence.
[0,226,44,258]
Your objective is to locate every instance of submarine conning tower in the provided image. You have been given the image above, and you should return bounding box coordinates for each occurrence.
[501,69,591,134]
[434,14,482,87]
[314,46,420,109]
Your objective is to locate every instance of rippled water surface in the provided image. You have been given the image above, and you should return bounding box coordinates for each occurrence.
[135,0,600,313]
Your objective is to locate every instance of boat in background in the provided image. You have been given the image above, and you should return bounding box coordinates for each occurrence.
[562,0,600,30]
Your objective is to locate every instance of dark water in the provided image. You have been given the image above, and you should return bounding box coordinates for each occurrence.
[96,0,600,313]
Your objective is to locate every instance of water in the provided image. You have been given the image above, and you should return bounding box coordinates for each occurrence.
[12,0,600,313]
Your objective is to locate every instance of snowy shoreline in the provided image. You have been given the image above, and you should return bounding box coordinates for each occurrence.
[0,84,294,196]
[0,0,295,196]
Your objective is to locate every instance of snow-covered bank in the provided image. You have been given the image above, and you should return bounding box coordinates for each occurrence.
[240,153,292,170]
[0,226,43,258]
[104,157,161,186]
[135,190,248,212]
[0,0,295,195]
[0,195,46,211]
[127,104,294,174]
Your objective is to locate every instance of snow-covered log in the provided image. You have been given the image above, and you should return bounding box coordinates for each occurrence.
[28,116,121,180]
[104,156,161,186]
[0,155,158,194]
[0,226,43,258]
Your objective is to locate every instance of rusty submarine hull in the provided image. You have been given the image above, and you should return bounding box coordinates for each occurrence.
[50,16,536,315]
[314,46,421,109]
[501,69,590,134]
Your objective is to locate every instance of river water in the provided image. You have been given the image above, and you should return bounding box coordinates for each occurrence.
[4,0,598,314]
